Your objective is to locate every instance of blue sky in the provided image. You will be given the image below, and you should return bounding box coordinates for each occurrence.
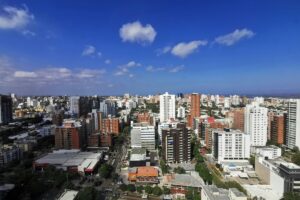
[0,0,300,96]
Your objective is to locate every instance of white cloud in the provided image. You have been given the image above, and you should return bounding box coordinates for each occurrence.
[129,74,134,78]
[146,65,165,72]
[169,65,184,73]
[214,28,255,46]
[114,61,141,76]
[156,46,171,56]
[14,71,37,78]
[82,45,96,56]
[171,40,207,58]
[0,5,34,30]
[77,69,106,78]
[119,21,157,44]
[22,30,36,36]
[105,59,111,64]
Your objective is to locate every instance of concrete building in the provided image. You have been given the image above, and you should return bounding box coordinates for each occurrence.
[177,106,185,119]
[160,92,176,122]
[131,122,155,151]
[212,129,250,163]
[286,99,300,149]
[101,116,120,135]
[201,185,247,200]
[244,102,268,146]
[0,145,22,166]
[189,93,201,127]
[271,115,285,145]
[231,108,244,132]
[55,120,85,150]
[162,123,191,163]
[0,95,13,124]
[255,145,282,159]
[69,96,80,115]
[100,100,116,117]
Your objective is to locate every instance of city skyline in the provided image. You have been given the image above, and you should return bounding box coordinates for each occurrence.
[1,1,300,96]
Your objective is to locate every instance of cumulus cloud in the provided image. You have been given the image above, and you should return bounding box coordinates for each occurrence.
[214,28,255,46]
[0,5,34,30]
[82,45,96,56]
[105,59,111,64]
[171,40,207,58]
[14,71,37,78]
[119,21,157,44]
[156,46,171,56]
[169,65,184,73]
[114,61,141,77]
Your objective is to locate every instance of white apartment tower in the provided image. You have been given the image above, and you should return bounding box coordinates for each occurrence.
[131,122,155,151]
[70,96,80,115]
[286,99,300,149]
[244,102,268,146]
[177,106,185,119]
[160,92,176,122]
[212,129,250,163]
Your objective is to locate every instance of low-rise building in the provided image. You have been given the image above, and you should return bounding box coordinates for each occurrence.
[0,145,22,166]
[128,166,159,184]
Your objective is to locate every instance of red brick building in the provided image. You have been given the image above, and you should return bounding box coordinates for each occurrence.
[87,133,112,147]
[137,112,153,124]
[188,93,201,127]
[232,108,245,132]
[101,117,120,135]
[271,115,284,145]
[55,120,85,149]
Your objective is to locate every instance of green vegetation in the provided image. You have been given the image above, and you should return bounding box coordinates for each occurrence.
[163,186,170,194]
[136,185,144,193]
[185,188,201,200]
[249,155,255,168]
[145,103,159,113]
[160,159,170,174]
[173,166,186,174]
[77,187,100,200]
[144,185,153,194]
[193,141,212,184]
[282,192,300,200]
[127,184,136,192]
[98,164,113,178]
[152,186,162,196]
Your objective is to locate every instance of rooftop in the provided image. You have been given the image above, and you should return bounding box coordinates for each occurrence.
[137,167,158,177]
[57,190,78,200]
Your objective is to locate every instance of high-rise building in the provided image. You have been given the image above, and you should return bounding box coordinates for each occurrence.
[70,96,80,115]
[0,95,13,124]
[159,92,175,122]
[268,111,275,140]
[162,123,191,163]
[177,106,185,119]
[212,129,250,163]
[286,99,300,149]
[190,93,201,118]
[131,122,155,151]
[101,116,120,135]
[244,102,268,146]
[232,108,244,132]
[271,115,285,145]
[100,101,116,117]
[55,120,85,149]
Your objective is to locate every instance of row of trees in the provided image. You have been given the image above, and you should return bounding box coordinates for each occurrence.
[120,184,169,196]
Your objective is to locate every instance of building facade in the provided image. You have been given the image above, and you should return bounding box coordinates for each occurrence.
[286,99,300,149]
[212,129,250,163]
[271,115,285,145]
[162,123,191,163]
[159,92,176,122]
[0,95,13,124]
[244,102,268,146]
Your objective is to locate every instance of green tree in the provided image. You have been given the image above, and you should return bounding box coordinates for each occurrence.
[144,185,153,194]
[185,188,201,200]
[160,159,169,174]
[136,186,144,194]
[99,164,113,178]
[173,167,186,174]
[292,153,300,165]
[282,192,300,200]
[163,186,170,194]
[152,186,162,196]
[120,184,128,191]
[127,184,136,192]
[77,187,96,200]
